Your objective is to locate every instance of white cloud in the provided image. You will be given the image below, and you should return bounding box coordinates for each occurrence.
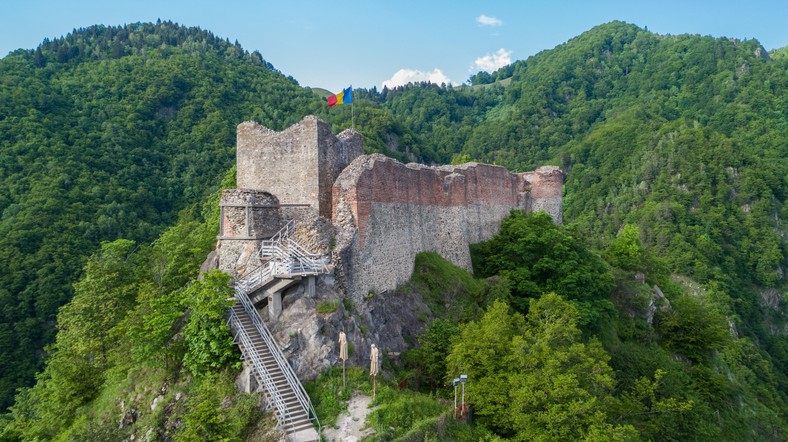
[476,14,502,26]
[474,48,512,72]
[381,68,452,89]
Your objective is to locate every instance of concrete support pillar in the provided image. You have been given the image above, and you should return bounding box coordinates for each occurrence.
[236,363,258,393]
[268,290,282,319]
[306,276,316,298]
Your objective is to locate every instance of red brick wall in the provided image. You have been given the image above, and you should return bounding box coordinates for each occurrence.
[333,155,526,247]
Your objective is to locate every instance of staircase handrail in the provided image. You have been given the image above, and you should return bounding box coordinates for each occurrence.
[238,262,274,294]
[285,236,329,273]
[286,239,328,269]
[234,279,321,435]
[259,220,295,258]
[286,238,324,260]
[259,222,329,278]
[228,306,292,428]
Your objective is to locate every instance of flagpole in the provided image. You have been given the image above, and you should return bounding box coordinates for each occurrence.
[351,85,355,131]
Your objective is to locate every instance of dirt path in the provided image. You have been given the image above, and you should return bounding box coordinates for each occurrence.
[322,393,375,442]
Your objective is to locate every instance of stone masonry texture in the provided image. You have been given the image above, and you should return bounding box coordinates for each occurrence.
[332,154,563,300]
[227,115,562,303]
[236,116,364,219]
[217,116,563,383]
[217,189,280,275]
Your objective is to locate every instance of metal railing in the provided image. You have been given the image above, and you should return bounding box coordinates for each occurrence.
[259,221,329,278]
[233,282,321,435]
[286,239,329,273]
[228,306,289,424]
[259,220,295,257]
[238,262,274,294]
[228,219,327,437]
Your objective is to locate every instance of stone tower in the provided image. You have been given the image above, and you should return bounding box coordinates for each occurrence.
[218,116,364,277]
[236,116,364,219]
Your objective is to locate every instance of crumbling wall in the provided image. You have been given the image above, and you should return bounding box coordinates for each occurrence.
[217,189,280,276]
[215,117,564,383]
[521,165,563,224]
[236,116,363,220]
[332,154,563,300]
[227,115,562,305]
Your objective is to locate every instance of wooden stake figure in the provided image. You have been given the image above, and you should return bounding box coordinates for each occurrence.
[339,330,348,387]
[370,344,380,400]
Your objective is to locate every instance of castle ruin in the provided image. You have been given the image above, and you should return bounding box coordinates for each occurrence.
[215,115,563,438]
[217,115,563,304]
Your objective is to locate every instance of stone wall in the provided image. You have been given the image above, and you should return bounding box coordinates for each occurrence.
[217,189,280,275]
[217,116,564,383]
[332,154,563,300]
[236,116,364,219]
[228,115,562,302]
[521,165,563,224]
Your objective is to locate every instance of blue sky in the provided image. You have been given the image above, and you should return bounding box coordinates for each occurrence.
[1,0,786,92]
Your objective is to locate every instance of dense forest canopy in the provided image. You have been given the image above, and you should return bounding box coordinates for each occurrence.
[0,20,329,410]
[0,19,785,440]
[365,21,786,335]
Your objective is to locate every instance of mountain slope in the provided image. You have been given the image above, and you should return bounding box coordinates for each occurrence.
[371,22,787,433]
[0,21,328,410]
[0,19,785,440]
[378,20,786,301]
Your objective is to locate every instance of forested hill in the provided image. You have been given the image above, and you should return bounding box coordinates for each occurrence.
[368,21,786,329]
[0,19,785,437]
[365,23,786,435]
[0,21,332,410]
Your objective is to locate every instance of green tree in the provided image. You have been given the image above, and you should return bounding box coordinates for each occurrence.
[2,239,140,439]
[655,295,730,363]
[177,370,261,442]
[405,319,459,392]
[180,270,237,375]
[446,296,637,440]
[604,224,644,270]
[471,211,614,319]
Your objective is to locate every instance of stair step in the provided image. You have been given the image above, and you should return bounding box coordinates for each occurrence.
[230,285,321,438]
[284,416,312,426]
[286,421,314,433]
[283,399,304,409]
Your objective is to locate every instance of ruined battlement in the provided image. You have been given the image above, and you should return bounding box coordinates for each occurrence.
[236,116,364,219]
[222,115,562,300]
[331,154,562,299]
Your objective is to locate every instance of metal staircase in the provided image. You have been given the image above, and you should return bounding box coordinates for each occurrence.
[239,221,329,295]
[228,221,328,442]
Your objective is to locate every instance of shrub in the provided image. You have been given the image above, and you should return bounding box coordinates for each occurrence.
[316,300,340,315]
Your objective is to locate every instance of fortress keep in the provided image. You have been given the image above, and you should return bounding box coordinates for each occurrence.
[218,115,563,302]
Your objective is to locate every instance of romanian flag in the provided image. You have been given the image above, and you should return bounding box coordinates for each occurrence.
[327,86,352,107]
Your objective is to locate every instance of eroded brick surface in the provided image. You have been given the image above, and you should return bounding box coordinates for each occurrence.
[222,116,562,301]
[331,154,562,300]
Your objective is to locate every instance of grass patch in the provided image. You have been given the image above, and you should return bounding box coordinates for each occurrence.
[316,300,340,315]
[342,297,355,316]
[305,366,372,425]
[367,388,446,438]
[366,383,500,441]
[306,366,500,441]
[407,252,485,322]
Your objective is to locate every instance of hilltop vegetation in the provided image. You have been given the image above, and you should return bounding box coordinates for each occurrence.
[0,21,339,410]
[369,21,785,291]
[365,19,787,401]
[0,20,785,441]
